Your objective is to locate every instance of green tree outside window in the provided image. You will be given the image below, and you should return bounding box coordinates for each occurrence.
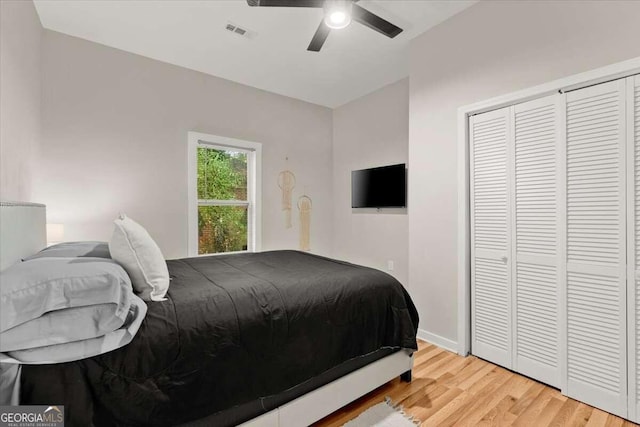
[197,147,248,254]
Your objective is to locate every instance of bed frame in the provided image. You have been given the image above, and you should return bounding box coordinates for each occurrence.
[239,350,413,427]
[0,202,414,426]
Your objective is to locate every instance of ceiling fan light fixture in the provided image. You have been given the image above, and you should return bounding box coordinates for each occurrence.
[323,0,352,30]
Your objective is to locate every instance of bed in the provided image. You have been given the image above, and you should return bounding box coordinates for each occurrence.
[0,202,419,427]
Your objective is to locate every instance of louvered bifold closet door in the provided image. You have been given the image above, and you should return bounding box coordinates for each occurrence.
[628,74,640,424]
[512,95,562,388]
[566,79,627,418]
[470,107,512,368]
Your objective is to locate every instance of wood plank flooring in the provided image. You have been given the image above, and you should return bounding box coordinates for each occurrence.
[314,340,638,427]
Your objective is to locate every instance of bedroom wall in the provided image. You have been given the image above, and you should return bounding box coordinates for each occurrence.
[35,31,333,259]
[0,0,42,202]
[408,0,640,347]
[332,79,409,285]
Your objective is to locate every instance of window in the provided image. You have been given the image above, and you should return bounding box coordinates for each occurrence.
[188,132,261,256]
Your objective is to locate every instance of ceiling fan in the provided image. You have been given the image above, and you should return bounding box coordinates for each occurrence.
[246,0,403,52]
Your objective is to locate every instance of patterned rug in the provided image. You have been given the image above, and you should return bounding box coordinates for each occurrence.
[342,397,420,427]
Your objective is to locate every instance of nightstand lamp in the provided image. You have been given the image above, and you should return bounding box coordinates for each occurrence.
[46,223,64,247]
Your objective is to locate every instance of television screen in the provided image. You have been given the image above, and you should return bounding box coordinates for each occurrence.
[351,163,406,208]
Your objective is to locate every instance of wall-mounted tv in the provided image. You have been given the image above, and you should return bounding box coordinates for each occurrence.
[351,163,407,208]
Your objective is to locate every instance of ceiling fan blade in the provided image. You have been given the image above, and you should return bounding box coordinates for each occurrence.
[247,0,324,7]
[352,3,403,38]
[307,21,331,52]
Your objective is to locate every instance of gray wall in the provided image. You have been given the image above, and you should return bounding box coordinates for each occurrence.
[35,31,334,259]
[0,0,42,202]
[332,79,409,285]
[10,0,640,349]
[408,0,640,344]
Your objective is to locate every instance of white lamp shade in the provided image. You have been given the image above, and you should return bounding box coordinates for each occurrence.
[46,223,65,245]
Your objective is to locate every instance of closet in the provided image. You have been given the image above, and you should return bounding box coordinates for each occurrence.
[470,75,639,421]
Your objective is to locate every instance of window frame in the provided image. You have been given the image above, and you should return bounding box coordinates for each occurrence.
[187,132,262,257]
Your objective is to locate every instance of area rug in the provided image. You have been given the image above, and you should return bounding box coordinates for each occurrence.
[342,397,420,427]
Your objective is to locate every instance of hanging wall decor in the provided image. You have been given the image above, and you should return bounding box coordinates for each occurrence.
[278,169,296,229]
[298,195,312,251]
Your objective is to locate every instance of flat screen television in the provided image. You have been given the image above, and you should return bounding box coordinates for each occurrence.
[351,163,406,208]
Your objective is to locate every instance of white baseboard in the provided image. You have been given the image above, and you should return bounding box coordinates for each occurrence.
[417,329,458,354]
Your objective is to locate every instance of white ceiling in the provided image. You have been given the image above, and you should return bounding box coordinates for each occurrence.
[34,0,476,107]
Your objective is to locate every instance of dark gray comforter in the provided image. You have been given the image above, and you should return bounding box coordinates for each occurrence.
[20,250,419,426]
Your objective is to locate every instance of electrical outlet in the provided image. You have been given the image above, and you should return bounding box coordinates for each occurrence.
[387,260,394,271]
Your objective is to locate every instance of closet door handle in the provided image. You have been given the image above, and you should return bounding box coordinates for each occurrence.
[501,256,508,264]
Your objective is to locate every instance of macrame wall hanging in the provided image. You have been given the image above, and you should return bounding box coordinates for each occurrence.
[278,169,296,229]
[298,195,312,251]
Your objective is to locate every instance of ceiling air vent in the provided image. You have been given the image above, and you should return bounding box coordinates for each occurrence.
[225,22,253,38]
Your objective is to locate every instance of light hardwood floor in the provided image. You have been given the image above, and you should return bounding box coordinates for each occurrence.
[314,340,638,427]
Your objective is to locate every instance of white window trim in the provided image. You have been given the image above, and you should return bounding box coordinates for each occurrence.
[187,131,262,257]
[456,56,640,357]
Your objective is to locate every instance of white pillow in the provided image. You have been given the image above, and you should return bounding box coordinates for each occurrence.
[109,214,169,301]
